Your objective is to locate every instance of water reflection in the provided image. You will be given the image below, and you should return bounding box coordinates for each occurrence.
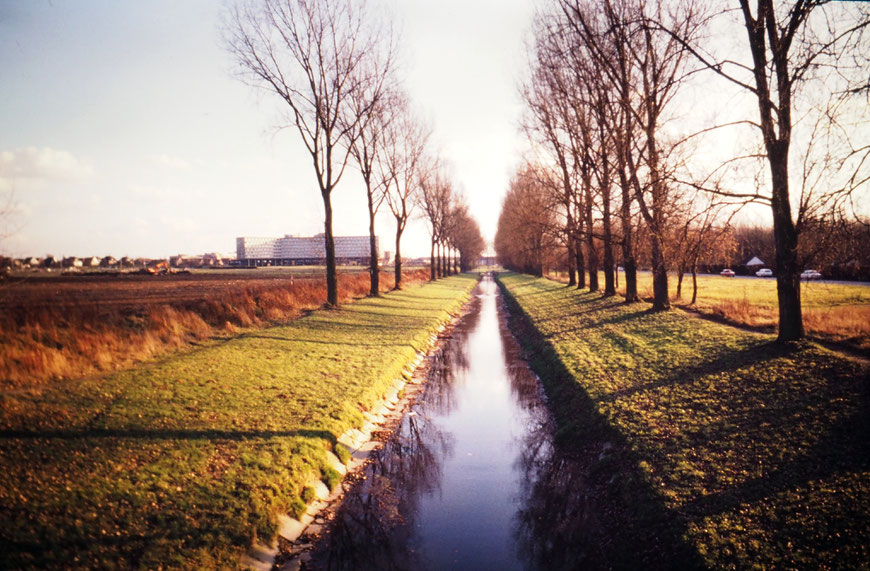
[305,287,481,570]
[304,275,605,570]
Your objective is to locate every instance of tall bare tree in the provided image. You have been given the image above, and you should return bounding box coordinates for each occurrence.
[661,0,870,340]
[522,22,580,288]
[450,207,486,272]
[561,0,706,310]
[348,81,398,296]
[226,0,389,306]
[418,162,453,280]
[495,165,560,277]
[383,98,429,289]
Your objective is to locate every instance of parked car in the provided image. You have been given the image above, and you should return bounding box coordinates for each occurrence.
[755,268,773,277]
[801,269,822,280]
[720,268,735,277]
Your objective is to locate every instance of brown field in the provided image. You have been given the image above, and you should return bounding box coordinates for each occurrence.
[546,270,870,351]
[0,267,430,388]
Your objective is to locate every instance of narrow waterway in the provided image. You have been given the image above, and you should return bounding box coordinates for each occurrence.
[302,274,573,570]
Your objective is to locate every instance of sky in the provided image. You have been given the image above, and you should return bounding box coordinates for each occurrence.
[0,0,536,259]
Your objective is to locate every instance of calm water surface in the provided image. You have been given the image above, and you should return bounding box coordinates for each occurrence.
[305,274,572,570]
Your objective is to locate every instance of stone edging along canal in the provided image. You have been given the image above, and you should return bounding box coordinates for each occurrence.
[240,278,480,571]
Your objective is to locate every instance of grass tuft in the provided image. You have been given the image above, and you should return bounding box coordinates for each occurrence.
[334,443,351,466]
[321,466,342,492]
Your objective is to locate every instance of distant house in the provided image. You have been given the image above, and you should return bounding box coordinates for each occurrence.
[23,257,40,268]
[744,256,765,269]
[100,256,118,268]
[62,257,83,268]
[119,257,135,268]
[82,256,101,267]
[43,256,58,268]
[202,253,223,267]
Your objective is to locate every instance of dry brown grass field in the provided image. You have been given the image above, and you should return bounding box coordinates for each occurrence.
[548,270,870,351]
[0,268,429,388]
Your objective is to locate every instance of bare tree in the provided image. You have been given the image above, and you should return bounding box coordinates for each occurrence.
[348,80,399,296]
[450,208,486,272]
[226,0,389,306]
[418,162,453,280]
[495,165,560,277]
[660,0,870,340]
[561,0,707,310]
[522,21,580,287]
[383,98,429,289]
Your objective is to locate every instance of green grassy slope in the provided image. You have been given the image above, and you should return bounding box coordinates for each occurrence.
[0,274,476,568]
[498,272,869,569]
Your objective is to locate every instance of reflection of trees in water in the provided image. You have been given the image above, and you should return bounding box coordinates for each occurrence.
[306,291,486,570]
[501,281,612,569]
[498,298,546,413]
[308,412,454,570]
[415,285,478,417]
[513,423,610,570]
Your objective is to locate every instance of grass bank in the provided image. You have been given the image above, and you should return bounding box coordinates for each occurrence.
[498,272,869,568]
[0,274,476,568]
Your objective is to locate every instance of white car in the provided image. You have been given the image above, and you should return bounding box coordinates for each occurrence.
[720,268,735,277]
[755,268,773,277]
[801,269,822,280]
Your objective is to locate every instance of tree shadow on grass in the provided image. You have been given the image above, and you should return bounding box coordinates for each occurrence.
[594,340,804,405]
[498,280,707,569]
[501,275,870,568]
[241,333,413,350]
[0,427,340,444]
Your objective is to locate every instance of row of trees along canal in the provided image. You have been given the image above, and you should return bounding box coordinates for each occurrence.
[496,0,869,342]
[225,0,485,306]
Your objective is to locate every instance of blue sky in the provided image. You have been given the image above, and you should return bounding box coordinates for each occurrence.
[0,0,534,258]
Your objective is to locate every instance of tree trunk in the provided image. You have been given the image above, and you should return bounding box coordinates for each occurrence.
[585,188,599,292]
[770,143,804,341]
[675,264,684,299]
[620,185,638,302]
[322,192,338,307]
[429,238,436,280]
[567,239,577,286]
[602,186,615,296]
[394,228,403,289]
[566,210,577,286]
[690,265,698,305]
[575,237,586,289]
[650,232,670,311]
[436,242,442,278]
[368,203,379,296]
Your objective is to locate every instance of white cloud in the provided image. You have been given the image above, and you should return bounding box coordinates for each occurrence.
[0,147,95,183]
[149,154,190,170]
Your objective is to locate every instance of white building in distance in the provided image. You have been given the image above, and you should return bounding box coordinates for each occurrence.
[235,234,387,266]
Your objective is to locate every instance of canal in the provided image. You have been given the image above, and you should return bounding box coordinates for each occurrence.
[299,274,584,570]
